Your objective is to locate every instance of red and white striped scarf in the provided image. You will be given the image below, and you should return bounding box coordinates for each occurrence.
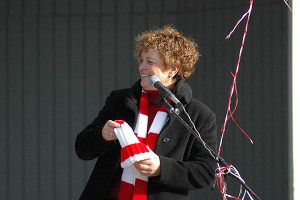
[116,90,168,200]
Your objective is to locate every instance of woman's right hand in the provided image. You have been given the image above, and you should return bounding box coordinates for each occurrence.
[101,120,120,141]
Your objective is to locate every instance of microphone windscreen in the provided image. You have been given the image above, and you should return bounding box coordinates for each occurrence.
[149,75,160,87]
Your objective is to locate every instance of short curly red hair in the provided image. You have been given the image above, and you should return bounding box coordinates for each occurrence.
[134,26,200,79]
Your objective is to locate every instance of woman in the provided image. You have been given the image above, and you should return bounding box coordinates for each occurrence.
[75,26,217,200]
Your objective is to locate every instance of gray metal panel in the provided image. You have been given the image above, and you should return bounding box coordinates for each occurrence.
[7,16,23,200]
[39,15,55,200]
[0,15,8,200]
[23,16,39,200]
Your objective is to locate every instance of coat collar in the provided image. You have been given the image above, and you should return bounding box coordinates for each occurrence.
[172,78,192,105]
[124,80,142,111]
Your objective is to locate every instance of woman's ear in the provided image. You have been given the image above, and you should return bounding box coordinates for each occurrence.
[170,67,179,77]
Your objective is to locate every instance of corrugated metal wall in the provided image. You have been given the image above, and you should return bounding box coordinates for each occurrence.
[0,0,291,199]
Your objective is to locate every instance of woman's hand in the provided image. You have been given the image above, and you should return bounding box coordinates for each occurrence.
[101,120,120,141]
[134,151,161,177]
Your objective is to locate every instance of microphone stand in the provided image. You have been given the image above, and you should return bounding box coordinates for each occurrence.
[160,97,261,200]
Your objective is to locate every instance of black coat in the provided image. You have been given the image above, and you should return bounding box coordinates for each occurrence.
[75,79,217,200]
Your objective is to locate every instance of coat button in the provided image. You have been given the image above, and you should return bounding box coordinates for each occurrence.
[162,138,170,143]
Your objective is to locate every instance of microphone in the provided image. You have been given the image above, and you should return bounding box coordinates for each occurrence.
[149,75,182,106]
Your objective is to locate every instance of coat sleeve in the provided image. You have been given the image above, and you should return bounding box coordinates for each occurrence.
[75,91,119,160]
[150,106,217,191]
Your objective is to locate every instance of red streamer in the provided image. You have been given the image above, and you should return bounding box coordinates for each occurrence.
[215,164,250,200]
[283,0,292,11]
[218,0,254,157]
[217,1,255,199]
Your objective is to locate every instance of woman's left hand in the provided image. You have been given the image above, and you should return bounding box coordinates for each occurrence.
[134,153,161,177]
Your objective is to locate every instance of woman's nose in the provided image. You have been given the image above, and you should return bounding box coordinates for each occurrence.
[139,62,146,70]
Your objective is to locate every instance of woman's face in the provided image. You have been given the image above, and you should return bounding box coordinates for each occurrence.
[138,49,177,91]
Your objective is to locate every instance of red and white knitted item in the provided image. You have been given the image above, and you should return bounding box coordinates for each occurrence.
[115,90,169,200]
[114,120,155,168]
